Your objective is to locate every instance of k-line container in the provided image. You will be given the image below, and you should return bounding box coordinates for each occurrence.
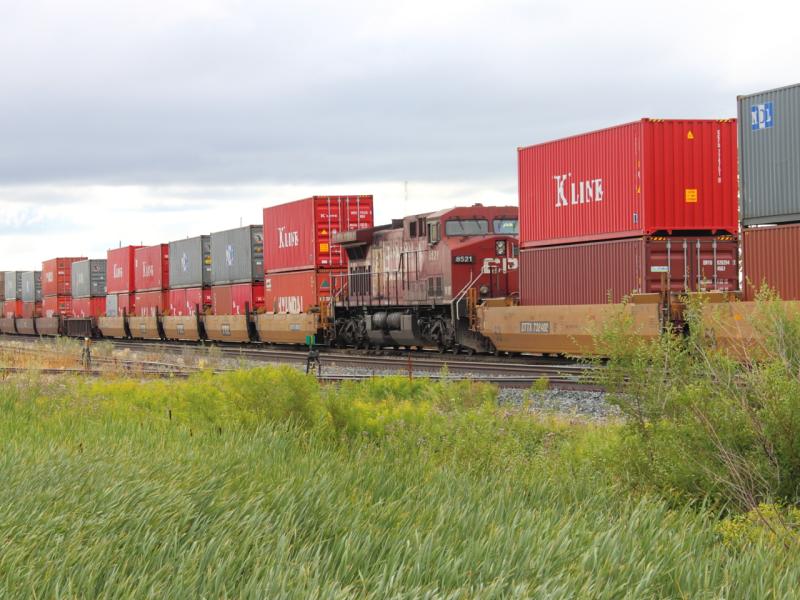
[22,271,42,302]
[210,225,264,284]
[264,269,345,313]
[263,196,374,273]
[168,288,212,316]
[22,302,42,318]
[743,223,800,300]
[738,83,800,226]
[72,259,107,298]
[211,283,265,316]
[106,246,143,294]
[134,291,169,317]
[41,257,86,297]
[519,119,739,247]
[4,272,22,301]
[134,244,169,291]
[169,235,211,289]
[72,297,106,319]
[3,300,23,318]
[43,295,73,318]
[519,235,739,305]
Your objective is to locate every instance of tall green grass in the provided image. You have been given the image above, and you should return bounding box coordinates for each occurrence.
[0,367,798,598]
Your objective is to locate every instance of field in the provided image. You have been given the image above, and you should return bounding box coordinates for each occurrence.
[1,357,799,598]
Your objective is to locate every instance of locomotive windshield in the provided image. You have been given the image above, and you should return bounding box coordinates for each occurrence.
[493,218,518,235]
[445,219,489,236]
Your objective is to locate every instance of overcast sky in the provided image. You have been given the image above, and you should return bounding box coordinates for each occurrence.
[1,0,799,268]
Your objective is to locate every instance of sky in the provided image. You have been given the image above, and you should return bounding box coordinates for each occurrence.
[1,0,799,269]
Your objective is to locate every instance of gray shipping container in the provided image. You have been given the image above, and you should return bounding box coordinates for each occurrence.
[169,235,212,288]
[738,82,800,226]
[4,272,23,301]
[210,225,264,284]
[106,293,119,317]
[21,271,42,302]
[0,272,5,301]
[72,259,107,298]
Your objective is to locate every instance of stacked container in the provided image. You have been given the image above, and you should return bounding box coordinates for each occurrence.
[41,257,86,318]
[21,271,42,318]
[210,225,264,315]
[133,244,169,317]
[262,195,374,313]
[168,235,212,316]
[737,83,800,300]
[3,272,23,318]
[517,119,740,304]
[106,246,142,316]
[71,259,107,318]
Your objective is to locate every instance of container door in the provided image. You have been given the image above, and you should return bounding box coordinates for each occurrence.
[645,238,693,294]
[691,238,739,293]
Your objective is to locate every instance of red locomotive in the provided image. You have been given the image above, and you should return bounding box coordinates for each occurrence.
[330,204,519,353]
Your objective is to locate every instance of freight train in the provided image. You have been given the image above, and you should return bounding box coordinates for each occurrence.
[1,82,799,359]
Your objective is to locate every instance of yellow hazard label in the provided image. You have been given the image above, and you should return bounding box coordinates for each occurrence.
[320,243,329,253]
[685,188,698,203]
[320,229,328,235]
[687,131,694,140]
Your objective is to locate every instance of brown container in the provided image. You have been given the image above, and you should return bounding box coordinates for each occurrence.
[743,223,800,300]
[520,235,739,305]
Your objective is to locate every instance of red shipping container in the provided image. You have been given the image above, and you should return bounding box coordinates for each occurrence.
[264,269,345,313]
[168,287,212,316]
[72,297,106,318]
[41,257,87,297]
[520,236,739,305]
[43,295,73,317]
[743,224,800,301]
[519,119,739,247]
[107,246,143,294]
[3,300,23,318]
[263,196,374,273]
[21,302,42,318]
[134,290,169,317]
[134,244,170,291]
[212,283,264,316]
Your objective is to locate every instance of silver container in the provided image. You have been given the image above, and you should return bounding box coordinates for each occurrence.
[106,293,119,317]
[21,271,41,302]
[72,259,107,298]
[169,235,211,289]
[210,225,264,284]
[738,82,800,226]
[4,272,22,301]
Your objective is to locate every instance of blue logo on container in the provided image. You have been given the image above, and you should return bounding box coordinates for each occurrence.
[226,244,235,266]
[181,252,189,272]
[751,102,774,131]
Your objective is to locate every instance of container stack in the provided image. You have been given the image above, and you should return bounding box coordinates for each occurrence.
[3,272,22,318]
[106,246,142,317]
[262,196,374,313]
[738,83,800,300]
[133,244,169,317]
[71,259,107,318]
[41,257,86,318]
[168,235,212,316]
[517,119,740,305]
[209,225,264,315]
[21,271,42,318]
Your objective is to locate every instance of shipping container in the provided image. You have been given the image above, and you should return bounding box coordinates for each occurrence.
[169,235,211,289]
[106,246,143,294]
[263,196,374,273]
[3,299,23,318]
[210,225,264,284]
[738,83,800,226]
[134,290,169,317]
[105,294,118,317]
[72,297,107,319]
[41,257,86,297]
[519,119,739,247]
[72,259,107,298]
[211,283,264,316]
[21,301,42,318]
[519,235,739,305]
[21,271,42,302]
[264,269,345,313]
[43,295,73,318]
[0,272,5,302]
[3,272,22,301]
[742,223,800,300]
[105,292,136,317]
[168,287,212,316]
[134,244,169,291]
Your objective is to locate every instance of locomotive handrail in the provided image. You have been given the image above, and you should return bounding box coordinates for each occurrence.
[451,269,488,323]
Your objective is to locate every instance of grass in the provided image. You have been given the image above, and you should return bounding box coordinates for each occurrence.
[0,367,798,598]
